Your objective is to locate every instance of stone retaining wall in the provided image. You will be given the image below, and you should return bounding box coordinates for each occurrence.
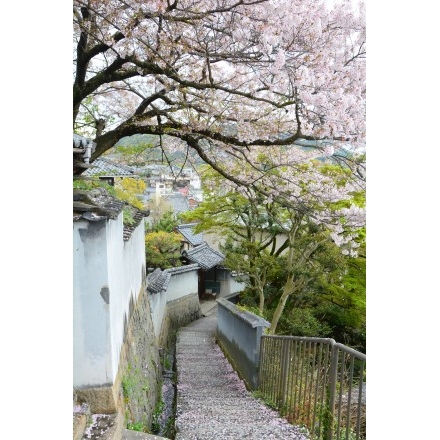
[116,280,162,428]
[157,292,201,349]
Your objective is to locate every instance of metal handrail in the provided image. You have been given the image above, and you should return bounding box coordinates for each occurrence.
[258,335,366,440]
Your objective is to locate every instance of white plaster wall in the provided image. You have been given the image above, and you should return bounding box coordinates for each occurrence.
[108,216,146,383]
[148,266,199,339]
[73,218,113,388]
[148,290,168,340]
[219,273,246,297]
[229,275,246,295]
[105,215,124,386]
[74,213,146,389]
[166,269,198,302]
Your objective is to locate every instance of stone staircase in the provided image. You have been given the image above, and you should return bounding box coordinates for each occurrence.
[174,311,309,440]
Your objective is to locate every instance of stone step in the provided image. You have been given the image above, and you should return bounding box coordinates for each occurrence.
[176,396,268,408]
[177,390,249,400]
[176,339,216,346]
[177,370,241,377]
[73,411,125,440]
[178,328,216,333]
[175,422,308,440]
[122,429,170,440]
[73,410,172,440]
[175,407,279,424]
[73,413,88,440]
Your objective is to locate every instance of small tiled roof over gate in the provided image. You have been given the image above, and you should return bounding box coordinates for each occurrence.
[181,242,225,270]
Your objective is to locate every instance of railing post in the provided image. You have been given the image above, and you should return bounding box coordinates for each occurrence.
[278,339,290,410]
[326,343,338,440]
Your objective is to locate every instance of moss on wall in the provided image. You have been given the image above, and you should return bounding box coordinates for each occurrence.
[118,288,201,433]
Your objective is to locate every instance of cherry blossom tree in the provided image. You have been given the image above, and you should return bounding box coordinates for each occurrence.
[73,0,366,186]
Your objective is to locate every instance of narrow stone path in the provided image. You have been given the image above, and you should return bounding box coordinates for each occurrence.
[174,307,309,440]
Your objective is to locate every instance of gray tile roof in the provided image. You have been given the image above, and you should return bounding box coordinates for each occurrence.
[73,187,149,241]
[147,268,171,294]
[163,193,190,214]
[84,157,137,177]
[176,223,203,246]
[165,263,200,275]
[181,242,225,270]
[73,188,125,220]
[122,208,149,242]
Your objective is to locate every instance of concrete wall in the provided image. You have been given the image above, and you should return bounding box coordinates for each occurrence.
[216,298,270,390]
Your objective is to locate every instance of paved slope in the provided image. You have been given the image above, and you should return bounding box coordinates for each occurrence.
[174,310,309,440]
